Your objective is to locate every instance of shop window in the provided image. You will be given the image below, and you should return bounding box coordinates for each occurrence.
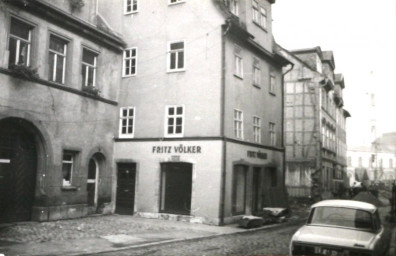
[8,18,33,67]
[232,165,247,215]
[81,48,98,88]
[49,35,67,84]
[62,151,78,187]
[167,41,185,72]
[124,0,137,14]
[119,106,135,138]
[253,116,261,143]
[234,109,243,139]
[165,105,184,137]
[123,47,137,77]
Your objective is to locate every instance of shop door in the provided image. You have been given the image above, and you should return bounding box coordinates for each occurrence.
[0,129,37,223]
[116,163,136,214]
[160,162,192,215]
[252,167,262,213]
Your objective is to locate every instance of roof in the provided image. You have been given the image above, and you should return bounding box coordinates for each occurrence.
[311,200,377,213]
[322,51,336,70]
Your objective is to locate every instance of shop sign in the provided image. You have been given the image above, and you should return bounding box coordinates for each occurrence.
[152,145,202,154]
[247,150,267,159]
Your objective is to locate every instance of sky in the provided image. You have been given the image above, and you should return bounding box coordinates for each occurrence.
[272,0,396,146]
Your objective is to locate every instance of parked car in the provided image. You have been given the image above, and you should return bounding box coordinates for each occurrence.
[290,200,391,256]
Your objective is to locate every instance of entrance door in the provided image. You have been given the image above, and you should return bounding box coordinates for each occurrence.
[160,162,192,215]
[252,167,262,213]
[0,123,37,223]
[87,158,98,213]
[116,163,136,214]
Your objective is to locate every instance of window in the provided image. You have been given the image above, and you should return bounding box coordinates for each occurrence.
[390,159,393,168]
[232,165,247,215]
[62,151,77,186]
[253,66,261,86]
[259,7,267,28]
[124,0,137,14]
[253,116,261,143]
[8,18,32,67]
[230,0,239,15]
[269,122,276,146]
[82,48,97,87]
[165,105,184,137]
[123,47,137,77]
[119,107,135,138]
[169,0,184,4]
[234,109,243,139]
[252,0,259,23]
[167,41,184,72]
[49,35,67,84]
[269,73,276,94]
[235,55,243,78]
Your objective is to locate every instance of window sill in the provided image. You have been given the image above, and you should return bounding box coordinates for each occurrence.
[253,84,261,89]
[61,186,78,191]
[234,74,243,80]
[167,69,186,73]
[122,74,136,78]
[119,134,134,139]
[168,1,186,6]
[164,134,184,138]
[124,11,138,15]
[269,91,276,96]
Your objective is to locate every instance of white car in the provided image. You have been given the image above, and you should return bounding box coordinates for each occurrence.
[290,200,391,256]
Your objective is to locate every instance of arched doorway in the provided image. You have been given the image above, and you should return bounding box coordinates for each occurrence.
[87,153,105,214]
[0,118,38,223]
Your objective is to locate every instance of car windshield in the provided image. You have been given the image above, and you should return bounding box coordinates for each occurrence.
[308,206,373,230]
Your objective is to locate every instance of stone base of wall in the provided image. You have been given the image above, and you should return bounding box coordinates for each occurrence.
[32,204,89,221]
[135,212,220,226]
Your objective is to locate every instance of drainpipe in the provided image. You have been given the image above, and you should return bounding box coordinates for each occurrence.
[281,63,293,203]
[219,23,229,226]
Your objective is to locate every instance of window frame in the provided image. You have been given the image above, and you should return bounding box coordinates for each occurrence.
[252,0,260,23]
[230,0,239,15]
[253,65,261,87]
[253,116,261,143]
[269,122,276,146]
[234,109,244,139]
[123,47,137,77]
[124,0,138,14]
[48,34,68,84]
[259,7,267,29]
[119,106,136,138]
[81,47,98,88]
[62,150,77,187]
[269,72,276,95]
[167,40,185,72]
[8,17,33,68]
[234,54,243,79]
[165,105,185,138]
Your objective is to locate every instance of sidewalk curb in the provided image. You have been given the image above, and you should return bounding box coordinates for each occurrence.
[66,219,305,256]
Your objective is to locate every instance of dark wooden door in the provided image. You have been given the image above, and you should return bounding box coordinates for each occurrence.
[0,128,37,223]
[160,162,192,215]
[116,163,136,214]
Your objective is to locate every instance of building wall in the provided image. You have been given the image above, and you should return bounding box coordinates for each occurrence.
[0,0,123,222]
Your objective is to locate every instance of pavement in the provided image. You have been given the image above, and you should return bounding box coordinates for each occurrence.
[0,197,395,256]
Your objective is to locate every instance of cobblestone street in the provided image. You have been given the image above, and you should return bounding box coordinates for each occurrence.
[89,223,300,256]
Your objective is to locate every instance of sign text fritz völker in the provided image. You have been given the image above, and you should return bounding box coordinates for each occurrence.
[152,145,202,154]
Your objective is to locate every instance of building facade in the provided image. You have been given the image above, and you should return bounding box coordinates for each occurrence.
[0,0,124,223]
[99,0,290,225]
[279,46,350,199]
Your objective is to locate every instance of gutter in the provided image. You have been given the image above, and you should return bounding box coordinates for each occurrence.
[219,23,228,226]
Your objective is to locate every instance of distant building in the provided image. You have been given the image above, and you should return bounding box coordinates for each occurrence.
[279,46,350,198]
[0,0,124,223]
[347,133,396,185]
[99,0,291,225]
